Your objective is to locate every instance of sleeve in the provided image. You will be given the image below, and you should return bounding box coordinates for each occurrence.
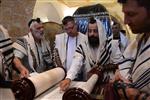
[66,51,84,80]
[13,38,27,59]
[14,49,24,59]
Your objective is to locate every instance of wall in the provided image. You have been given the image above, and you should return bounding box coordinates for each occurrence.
[33,2,61,23]
[0,0,36,37]
[0,0,135,39]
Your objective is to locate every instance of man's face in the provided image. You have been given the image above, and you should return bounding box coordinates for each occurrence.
[64,21,77,37]
[88,23,99,47]
[122,0,150,34]
[30,22,44,40]
[112,23,120,39]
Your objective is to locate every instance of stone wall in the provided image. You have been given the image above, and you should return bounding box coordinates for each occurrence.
[0,0,36,38]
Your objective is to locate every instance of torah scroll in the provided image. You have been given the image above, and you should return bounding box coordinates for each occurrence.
[63,74,98,100]
[12,67,65,100]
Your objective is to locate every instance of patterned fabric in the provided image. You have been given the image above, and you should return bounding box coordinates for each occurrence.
[0,25,13,80]
[119,34,150,94]
[76,19,112,71]
[13,32,53,73]
[55,32,87,70]
[66,19,122,80]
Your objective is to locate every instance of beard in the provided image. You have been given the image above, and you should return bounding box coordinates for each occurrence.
[88,36,99,48]
[32,31,44,40]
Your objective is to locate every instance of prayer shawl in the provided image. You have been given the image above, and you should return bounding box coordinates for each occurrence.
[13,32,52,73]
[119,34,150,94]
[76,19,112,71]
[66,19,122,80]
[55,32,87,70]
[0,25,13,80]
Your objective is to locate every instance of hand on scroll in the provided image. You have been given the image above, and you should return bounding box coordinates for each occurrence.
[13,57,30,78]
[59,78,71,91]
[115,83,140,100]
[113,69,130,83]
[19,66,29,78]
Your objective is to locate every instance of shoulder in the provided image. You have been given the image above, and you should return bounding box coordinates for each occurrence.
[78,32,86,37]
[13,36,28,49]
[78,32,87,41]
[16,37,27,44]
[56,32,67,38]
[55,33,67,42]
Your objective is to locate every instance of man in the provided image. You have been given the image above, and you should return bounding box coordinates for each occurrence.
[111,21,129,53]
[13,18,53,77]
[114,0,150,99]
[55,16,87,80]
[0,25,14,80]
[60,17,122,91]
[0,25,15,99]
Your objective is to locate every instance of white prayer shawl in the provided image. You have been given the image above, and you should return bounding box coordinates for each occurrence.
[0,25,13,80]
[119,34,150,93]
[13,32,52,73]
[82,19,112,72]
[66,19,122,80]
[55,32,87,70]
[119,32,129,53]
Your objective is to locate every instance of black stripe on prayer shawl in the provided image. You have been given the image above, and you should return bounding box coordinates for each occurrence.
[133,68,150,89]
[100,36,112,65]
[107,37,112,43]
[132,57,150,75]
[2,48,13,57]
[0,38,13,66]
[76,49,82,54]
[77,44,86,59]
[102,45,112,65]
[76,46,82,54]
[119,67,130,71]
[99,40,111,59]
[139,44,150,56]
[0,42,13,49]
[98,41,111,65]
[102,50,112,65]
[6,56,13,66]
[4,53,13,61]
[101,39,111,57]
[2,49,14,66]
[16,38,26,49]
[0,38,11,43]
[117,58,135,65]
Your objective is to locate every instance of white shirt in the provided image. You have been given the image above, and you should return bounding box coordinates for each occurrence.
[66,36,77,71]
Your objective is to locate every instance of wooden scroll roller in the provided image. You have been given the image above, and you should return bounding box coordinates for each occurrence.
[62,64,118,100]
[63,67,101,100]
[12,67,66,100]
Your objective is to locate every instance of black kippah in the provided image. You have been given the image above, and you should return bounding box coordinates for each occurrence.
[28,18,41,27]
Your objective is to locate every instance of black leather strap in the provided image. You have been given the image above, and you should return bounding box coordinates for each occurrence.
[0,80,12,88]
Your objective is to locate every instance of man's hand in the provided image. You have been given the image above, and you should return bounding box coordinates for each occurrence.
[118,87,140,100]
[114,70,130,83]
[19,66,29,78]
[59,78,71,91]
[13,57,29,78]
